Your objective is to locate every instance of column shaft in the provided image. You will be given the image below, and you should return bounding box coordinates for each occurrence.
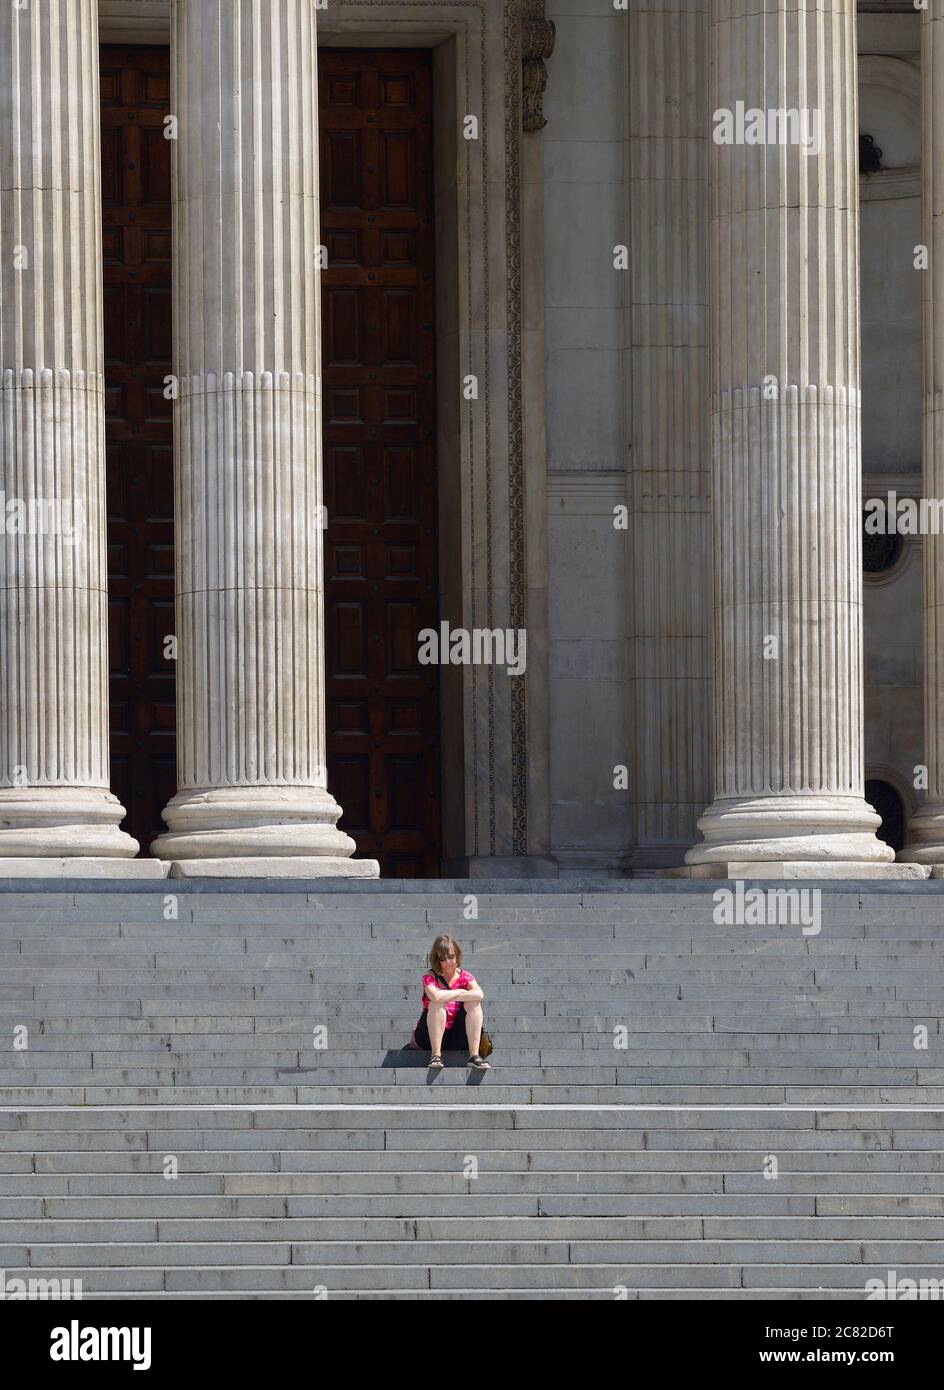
[0,0,138,863]
[686,0,892,870]
[627,0,711,870]
[154,0,377,876]
[903,0,944,863]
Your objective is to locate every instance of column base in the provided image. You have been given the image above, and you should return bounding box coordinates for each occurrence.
[0,789,140,859]
[685,794,896,869]
[901,801,944,864]
[152,786,380,877]
[0,858,167,880]
[667,861,929,880]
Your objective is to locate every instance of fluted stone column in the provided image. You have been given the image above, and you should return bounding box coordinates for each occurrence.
[903,1,944,866]
[627,0,711,870]
[685,0,900,876]
[153,0,377,877]
[0,0,148,873]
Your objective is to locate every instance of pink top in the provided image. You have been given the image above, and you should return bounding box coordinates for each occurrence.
[421,969,477,1029]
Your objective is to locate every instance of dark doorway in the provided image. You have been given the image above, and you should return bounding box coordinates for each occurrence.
[320,50,441,876]
[101,44,442,874]
[865,779,906,856]
[101,45,176,854]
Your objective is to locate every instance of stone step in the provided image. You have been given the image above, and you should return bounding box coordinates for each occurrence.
[2,1203,940,1229]
[0,1019,935,1042]
[6,910,944,932]
[0,1060,934,1082]
[10,1085,944,1106]
[12,966,944,990]
[0,888,919,904]
[10,1168,940,1197]
[32,976,934,997]
[9,926,944,944]
[0,917,923,935]
[4,1118,944,1146]
[1,1168,930,1198]
[12,1235,944,1270]
[0,1081,937,1109]
[12,988,938,1007]
[0,1171,726,1196]
[0,1009,935,1027]
[0,1191,927,1216]
[0,1193,824,1219]
[0,1260,897,1294]
[8,953,944,980]
[11,1046,938,1069]
[6,1102,943,1126]
[2,1028,899,1048]
[7,1145,944,1173]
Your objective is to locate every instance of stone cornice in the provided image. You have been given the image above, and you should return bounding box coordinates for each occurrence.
[99,0,170,43]
[860,165,921,200]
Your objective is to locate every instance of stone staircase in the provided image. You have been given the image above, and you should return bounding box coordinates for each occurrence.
[1,883,944,1298]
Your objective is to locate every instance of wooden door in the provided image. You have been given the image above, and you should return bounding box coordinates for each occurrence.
[320,50,441,877]
[101,45,176,853]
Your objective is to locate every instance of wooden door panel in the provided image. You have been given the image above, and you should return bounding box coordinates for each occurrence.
[140,127,172,204]
[102,44,175,854]
[321,48,440,877]
[328,447,368,515]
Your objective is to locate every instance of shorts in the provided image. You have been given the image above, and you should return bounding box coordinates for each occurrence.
[412,1004,471,1052]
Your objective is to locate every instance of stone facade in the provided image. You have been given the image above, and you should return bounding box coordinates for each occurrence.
[0,0,935,878]
[546,0,932,879]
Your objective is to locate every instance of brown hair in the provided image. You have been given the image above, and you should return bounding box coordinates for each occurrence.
[428,934,463,978]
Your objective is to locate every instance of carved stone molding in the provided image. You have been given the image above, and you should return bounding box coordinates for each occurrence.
[521,0,554,132]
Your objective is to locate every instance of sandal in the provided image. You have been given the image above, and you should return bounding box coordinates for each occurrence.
[468,1054,491,1071]
[428,1054,444,1071]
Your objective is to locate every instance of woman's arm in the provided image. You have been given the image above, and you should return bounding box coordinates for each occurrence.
[424,982,484,1004]
[450,977,484,1004]
[424,977,462,1003]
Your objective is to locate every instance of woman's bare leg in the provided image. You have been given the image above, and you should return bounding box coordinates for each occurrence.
[464,1001,484,1056]
[427,1000,447,1056]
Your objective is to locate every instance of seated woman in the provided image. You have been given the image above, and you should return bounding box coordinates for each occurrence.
[410,933,490,1071]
